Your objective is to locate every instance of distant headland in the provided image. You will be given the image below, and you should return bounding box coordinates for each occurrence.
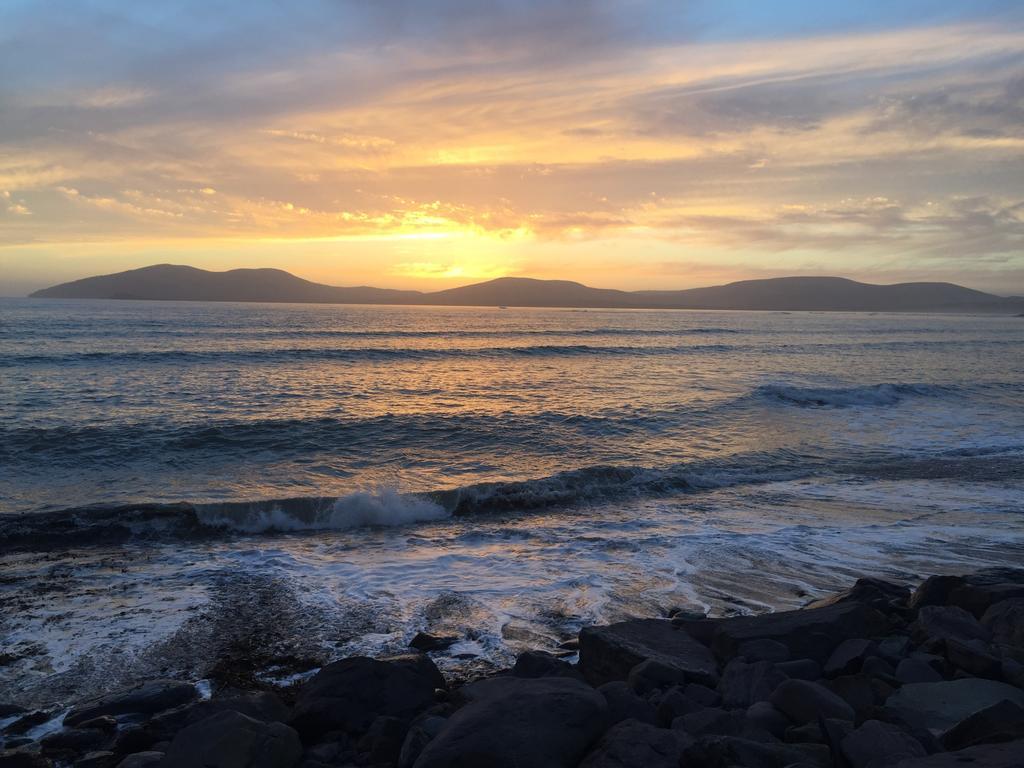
[29,264,1024,313]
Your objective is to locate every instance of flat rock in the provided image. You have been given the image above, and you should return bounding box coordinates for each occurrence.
[412,676,608,768]
[579,619,719,687]
[579,719,689,768]
[770,679,855,724]
[981,598,1024,648]
[162,710,301,768]
[718,659,787,708]
[64,681,197,727]
[708,602,887,663]
[291,654,444,738]
[885,679,1024,733]
[841,719,926,768]
[941,699,1024,751]
[895,739,1024,767]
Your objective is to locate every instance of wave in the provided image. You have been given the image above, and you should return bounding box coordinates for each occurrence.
[752,382,952,408]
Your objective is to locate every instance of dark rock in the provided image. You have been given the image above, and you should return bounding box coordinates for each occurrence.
[579,619,719,687]
[718,659,787,708]
[412,676,608,768]
[884,679,1024,732]
[683,735,829,768]
[0,751,52,768]
[0,707,26,719]
[910,575,966,611]
[73,752,117,768]
[558,638,580,651]
[75,717,117,733]
[114,754,164,768]
[981,598,1024,648]
[770,680,855,724]
[941,699,1024,750]
[945,637,1001,678]
[291,654,444,739]
[162,710,301,768]
[877,636,912,663]
[911,569,1024,618]
[5,711,56,735]
[913,606,991,648]
[358,716,406,765]
[597,682,656,726]
[398,715,446,768]
[746,701,789,739]
[677,708,744,737]
[627,659,687,696]
[579,719,690,768]
[654,688,702,726]
[841,719,926,768]
[40,728,108,755]
[895,658,942,684]
[862,655,896,680]
[409,632,458,652]
[806,577,911,615]
[825,675,880,723]
[895,739,1024,767]
[684,683,722,708]
[64,681,197,728]
[0,741,32,751]
[824,639,876,677]
[819,717,855,767]
[738,639,791,663]
[513,651,579,679]
[776,658,821,680]
[785,721,824,744]
[709,602,888,664]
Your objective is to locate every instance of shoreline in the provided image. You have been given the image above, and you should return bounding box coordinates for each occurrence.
[2,569,1023,767]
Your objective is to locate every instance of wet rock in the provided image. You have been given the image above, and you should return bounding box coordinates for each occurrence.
[884,679,1024,732]
[0,707,26,719]
[40,728,108,756]
[824,639,877,677]
[941,699,1024,751]
[626,659,687,696]
[412,676,608,768]
[806,577,911,615]
[770,680,855,724]
[162,710,301,768]
[775,658,821,680]
[64,681,197,728]
[4,711,56,736]
[895,739,1024,767]
[683,735,829,768]
[579,619,719,687]
[579,719,690,768]
[291,654,444,739]
[840,719,926,768]
[597,682,656,726]
[0,750,53,768]
[981,599,1024,649]
[75,717,117,733]
[895,658,943,684]
[397,715,446,768]
[745,702,789,739]
[718,659,787,708]
[913,606,991,648]
[74,752,117,768]
[409,633,458,653]
[709,602,887,664]
[513,651,579,679]
[114,753,164,768]
[738,639,791,663]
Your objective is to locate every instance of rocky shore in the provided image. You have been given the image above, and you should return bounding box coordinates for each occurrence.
[3,569,1024,768]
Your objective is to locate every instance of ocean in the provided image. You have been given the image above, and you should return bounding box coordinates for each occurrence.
[1,298,1023,706]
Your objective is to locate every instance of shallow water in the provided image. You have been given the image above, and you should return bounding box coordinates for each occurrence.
[1,299,1022,705]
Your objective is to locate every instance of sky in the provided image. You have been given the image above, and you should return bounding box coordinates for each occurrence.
[1,0,1023,295]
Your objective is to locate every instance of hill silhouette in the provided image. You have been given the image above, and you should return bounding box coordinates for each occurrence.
[30,264,1024,313]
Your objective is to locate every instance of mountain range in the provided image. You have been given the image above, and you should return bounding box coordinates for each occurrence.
[29,264,1024,313]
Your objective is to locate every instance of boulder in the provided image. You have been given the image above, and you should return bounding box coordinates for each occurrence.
[944,637,1001,678]
[861,655,896,680]
[840,720,926,768]
[579,619,719,687]
[162,710,301,768]
[398,715,447,768]
[895,739,1024,767]
[912,606,991,646]
[806,577,911,615]
[358,715,407,765]
[40,728,108,755]
[676,708,745,738]
[596,682,656,726]
[708,602,887,663]
[776,659,821,680]
[738,639,791,663]
[981,598,1024,649]
[718,659,787,708]
[745,702,790,739]
[941,699,1024,751]
[115,754,164,768]
[579,719,690,768]
[654,688,702,725]
[885,679,1024,733]
[770,680,855,724]
[825,674,881,723]
[409,633,458,652]
[411,676,608,768]
[683,735,830,768]
[512,651,579,679]
[73,752,117,768]
[291,654,444,739]
[0,750,53,768]
[910,569,1024,618]
[895,658,942,685]
[64,681,197,727]
[684,683,722,708]
[824,639,876,677]
[627,659,688,696]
